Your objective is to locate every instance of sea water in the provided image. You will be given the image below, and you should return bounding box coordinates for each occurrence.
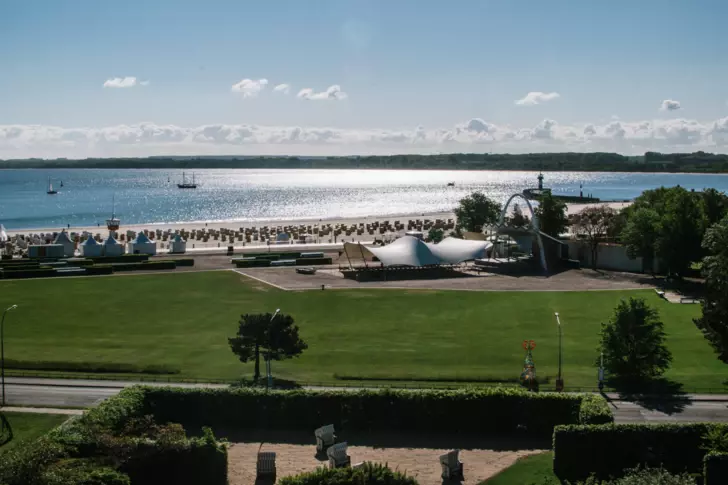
[1,169,727,230]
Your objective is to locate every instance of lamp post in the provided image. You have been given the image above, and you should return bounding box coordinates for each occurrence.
[266,309,281,389]
[554,312,564,392]
[1,304,18,407]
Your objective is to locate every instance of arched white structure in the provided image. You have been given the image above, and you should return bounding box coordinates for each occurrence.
[497,193,548,274]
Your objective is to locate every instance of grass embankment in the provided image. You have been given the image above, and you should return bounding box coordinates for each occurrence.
[482,452,557,485]
[0,413,68,454]
[0,271,724,389]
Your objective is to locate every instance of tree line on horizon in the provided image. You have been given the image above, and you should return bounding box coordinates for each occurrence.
[2,150,728,172]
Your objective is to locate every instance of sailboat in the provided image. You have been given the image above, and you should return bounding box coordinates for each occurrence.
[177,171,197,189]
[47,177,57,195]
[60,180,64,188]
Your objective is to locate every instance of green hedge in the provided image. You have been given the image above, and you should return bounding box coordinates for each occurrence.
[279,462,419,485]
[3,358,178,375]
[167,258,194,267]
[111,261,176,272]
[578,394,614,425]
[235,259,271,268]
[89,254,149,263]
[553,423,728,482]
[295,257,332,265]
[85,264,114,275]
[142,387,609,438]
[0,268,58,279]
[705,452,728,485]
[65,258,95,267]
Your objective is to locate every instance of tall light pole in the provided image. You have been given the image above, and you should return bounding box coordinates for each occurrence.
[1,304,18,407]
[554,312,564,392]
[266,309,281,389]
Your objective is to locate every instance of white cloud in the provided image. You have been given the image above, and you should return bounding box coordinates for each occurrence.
[515,91,560,106]
[660,99,681,111]
[297,85,348,101]
[103,77,145,88]
[273,83,291,95]
[231,78,269,97]
[2,116,728,158]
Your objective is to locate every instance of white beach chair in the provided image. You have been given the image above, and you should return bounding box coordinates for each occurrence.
[440,450,464,480]
[315,424,336,452]
[256,451,276,478]
[327,442,351,468]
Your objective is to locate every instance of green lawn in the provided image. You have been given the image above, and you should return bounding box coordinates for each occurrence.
[0,271,725,389]
[482,452,557,485]
[0,412,68,454]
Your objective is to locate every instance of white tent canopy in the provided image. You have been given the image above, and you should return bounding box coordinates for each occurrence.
[128,231,156,255]
[103,235,124,256]
[349,235,492,267]
[80,235,102,257]
[53,230,75,257]
[0,224,7,243]
[170,234,186,254]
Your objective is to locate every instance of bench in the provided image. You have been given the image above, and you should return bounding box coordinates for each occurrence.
[655,289,666,298]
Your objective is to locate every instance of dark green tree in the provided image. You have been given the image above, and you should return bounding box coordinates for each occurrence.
[621,208,661,273]
[454,192,502,233]
[694,216,728,363]
[427,227,444,243]
[228,312,308,382]
[507,203,530,229]
[598,298,672,381]
[656,188,705,277]
[534,192,569,237]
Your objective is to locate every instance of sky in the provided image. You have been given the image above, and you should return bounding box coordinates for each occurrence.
[1,0,728,158]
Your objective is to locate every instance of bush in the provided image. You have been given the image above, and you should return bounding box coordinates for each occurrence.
[111,261,176,272]
[85,265,114,275]
[2,359,179,375]
[553,423,728,482]
[0,268,58,279]
[578,394,614,425]
[575,466,697,484]
[41,460,131,485]
[279,462,419,485]
[235,259,271,268]
[0,436,69,485]
[89,255,149,263]
[705,452,728,485]
[143,387,608,438]
[295,257,332,265]
[167,259,194,267]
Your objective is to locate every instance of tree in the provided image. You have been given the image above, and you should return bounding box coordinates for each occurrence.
[701,187,728,229]
[621,208,661,273]
[598,298,672,382]
[534,192,569,237]
[454,192,502,233]
[694,216,728,363]
[427,227,444,243]
[656,188,705,277]
[228,312,308,382]
[572,205,617,269]
[506,203,530,228]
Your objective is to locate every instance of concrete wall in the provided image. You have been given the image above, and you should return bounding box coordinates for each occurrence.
[566,240,656,273]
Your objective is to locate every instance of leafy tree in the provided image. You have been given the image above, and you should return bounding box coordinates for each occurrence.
[598,298,672,382]
[572,205,617,269]
[701,187,728,228]
[694,216,728,363]
[656,188,705,277]
[228,312,308,382]
[621,208,661,273]
[427,227,444,243]
[454,192,502,233]
[506,203,530,229]
[534,192,569,237]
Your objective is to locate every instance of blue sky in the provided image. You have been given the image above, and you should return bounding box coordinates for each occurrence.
[1,0,727,157]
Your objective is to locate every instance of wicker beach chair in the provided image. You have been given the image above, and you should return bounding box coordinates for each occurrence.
[315,424,336,452]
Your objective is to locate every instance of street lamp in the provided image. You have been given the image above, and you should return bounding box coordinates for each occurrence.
[266,309,281,389]
[554,312,564,392]
[1,304,18,407]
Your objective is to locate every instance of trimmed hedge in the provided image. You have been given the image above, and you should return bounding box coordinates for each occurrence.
[85,264,114,275]
[705,452,728,485]
[89,254,150,263]
[578,394,614,425]
[167,258,194,267]
[279,462,419,485]
[295,257,333,265]
[0,268,57,279]
[553,423,728,482]
[111,261,176,272]
[142,387,610,438]
[3,358,179,375]
[235,259,271,268]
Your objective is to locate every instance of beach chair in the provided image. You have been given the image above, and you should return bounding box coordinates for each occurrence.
[315,424,336,452]
[327,442,351,468]
[256,451,276,479]
[440,450,464,480]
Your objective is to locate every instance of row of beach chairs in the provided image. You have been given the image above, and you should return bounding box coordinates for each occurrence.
[256,424,463,480]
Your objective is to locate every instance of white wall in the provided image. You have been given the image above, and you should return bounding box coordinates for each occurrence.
[567,240,657,273]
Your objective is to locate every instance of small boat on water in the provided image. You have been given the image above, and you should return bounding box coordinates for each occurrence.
[177,172,197,189]
[60,180,64,188]
[47,177,57,195]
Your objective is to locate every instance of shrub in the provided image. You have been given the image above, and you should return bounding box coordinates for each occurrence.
[704,452,728,485]
[553,423,728,482]
[295,257,332,265]
[167,258,194,267]
[575,466,697,484]
[0,436,69,485]
[84,265,114,275]
[578,394,614,425]
[41,460,131,485]
[143,387,607,438]
[0,268,58,279]
[89,255,149,263]
[2,359,179,375]
[110,261,176,272]
[279,462,418,485]
[235,259,271,268]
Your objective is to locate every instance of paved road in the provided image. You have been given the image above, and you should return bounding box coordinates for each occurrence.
[3,377,728,423]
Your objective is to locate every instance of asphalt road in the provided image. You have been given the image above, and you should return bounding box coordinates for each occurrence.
[3,377,728,424]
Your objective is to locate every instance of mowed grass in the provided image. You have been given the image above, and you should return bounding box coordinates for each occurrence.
[0,413,68,454]
[481,452,556,485]
[0,271,725,389]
